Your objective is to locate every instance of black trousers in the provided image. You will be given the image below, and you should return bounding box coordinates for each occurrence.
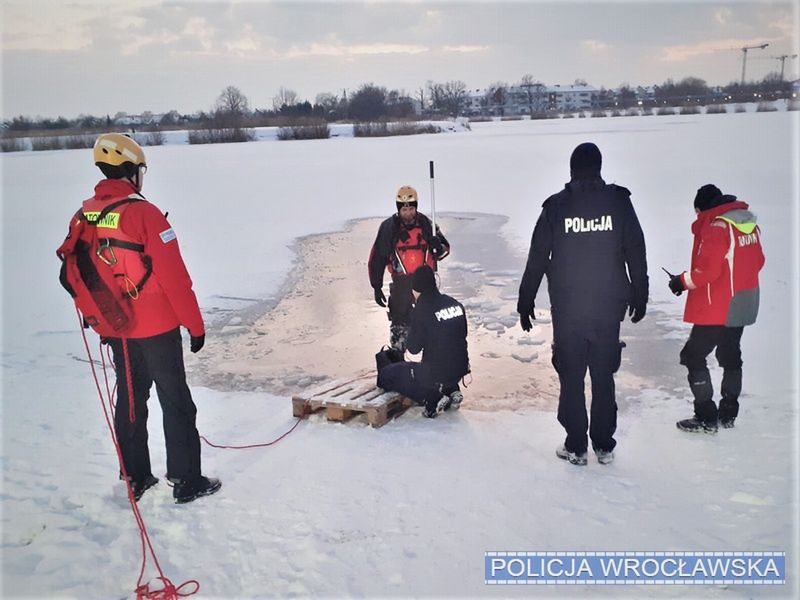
[679,325,744,423]
[388,275,414,327]
[552,311,623,454]
[377,362,456,410]
[108,328,202,483]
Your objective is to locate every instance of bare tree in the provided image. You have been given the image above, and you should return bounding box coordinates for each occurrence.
[441,80,468,116]
[348,84,387,121]
[416,87,426,113]
[386,89,415,117]
[425,80,467,116]
[520,74,546,113]
[426,80,445,113]
[487,82,509,115]
[314,92,340,118]
[272,87,298,111]
[216,85,250,116]
[314,92,337,107]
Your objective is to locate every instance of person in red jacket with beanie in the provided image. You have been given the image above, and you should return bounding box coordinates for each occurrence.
[668,184,765,433]
[59,133,220,503]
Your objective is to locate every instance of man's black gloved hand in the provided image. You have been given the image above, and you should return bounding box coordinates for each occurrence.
[190,334,205,353]
[519,308,535,332]
[628,301,646,323]
[374,287,387,307]
[430,237,444,259]
[668,274,685,296]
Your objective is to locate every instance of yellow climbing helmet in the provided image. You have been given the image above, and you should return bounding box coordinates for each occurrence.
[396,185,418,209]
[93,133,146,167]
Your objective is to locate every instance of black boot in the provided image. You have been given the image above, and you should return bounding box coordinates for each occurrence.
[173,476,222,504]
[390,325,408,353]
[441,384,463,410]
[719,369,742,428]
[676,416,718,434]
[687,368,718,423]
[122,474,159,502]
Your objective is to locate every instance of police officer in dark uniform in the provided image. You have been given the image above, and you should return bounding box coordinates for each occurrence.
[378,266,469,418]
[517,143,648,465]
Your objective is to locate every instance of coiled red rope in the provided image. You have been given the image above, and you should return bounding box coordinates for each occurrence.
[78,312,310,597]
[77,309,199,599]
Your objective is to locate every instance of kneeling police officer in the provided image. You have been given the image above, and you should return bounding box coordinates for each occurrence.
[378,266,469,418]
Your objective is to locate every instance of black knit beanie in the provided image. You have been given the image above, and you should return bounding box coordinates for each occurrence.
[412,265,437,295]
[694,184,725,211]
[570,142,602,179]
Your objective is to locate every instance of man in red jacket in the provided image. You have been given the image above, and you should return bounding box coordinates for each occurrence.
[59,133,220,503]
[368,185,450,352]
[668,184,765,433]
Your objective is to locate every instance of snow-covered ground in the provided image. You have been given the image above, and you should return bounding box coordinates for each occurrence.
[1,112,798,598]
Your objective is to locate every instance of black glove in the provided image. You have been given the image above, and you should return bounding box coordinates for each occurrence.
[668,274,685,296]
[190,334,205,353]
[628,301,646,324]
[430,237,444,259]
[519,309,535,332]
[374,287,387,307]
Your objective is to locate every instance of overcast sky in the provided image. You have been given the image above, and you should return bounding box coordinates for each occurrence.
[1,0,798,119]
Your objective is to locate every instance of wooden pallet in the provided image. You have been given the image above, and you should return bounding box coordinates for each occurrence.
[292,372,414,428]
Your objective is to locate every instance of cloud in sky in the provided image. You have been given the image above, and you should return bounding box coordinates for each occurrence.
[284,43,430,59]
[715,7,734,26]
[581,40,611,53]
[442,45,490,54]
[767,12,796,38]
[2,1,797,118]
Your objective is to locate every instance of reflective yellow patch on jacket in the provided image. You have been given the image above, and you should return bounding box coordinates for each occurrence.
[716,216,757,235]
[83,212,120,229]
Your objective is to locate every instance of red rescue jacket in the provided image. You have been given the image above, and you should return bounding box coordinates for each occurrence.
[367,213,449,289]
[680,199,765,326]
[390,222,436,277]
[62,179,205,339]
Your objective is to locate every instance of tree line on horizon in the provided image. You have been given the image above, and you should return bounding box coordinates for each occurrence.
[2,72,795,135]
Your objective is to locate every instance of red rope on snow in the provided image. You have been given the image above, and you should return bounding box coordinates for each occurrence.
[76,308,199,600]
[77,312,310,596]
[135,577,200,600]
[200,407,308,450]
[121,337,136,424]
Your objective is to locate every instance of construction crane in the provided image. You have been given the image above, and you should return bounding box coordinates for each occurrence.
[740,43,769,84]
[771,54,799,81]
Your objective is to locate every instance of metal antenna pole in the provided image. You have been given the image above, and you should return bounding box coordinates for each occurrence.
[429,160,436,234]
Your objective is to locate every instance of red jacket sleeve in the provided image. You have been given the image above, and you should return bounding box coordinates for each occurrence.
[682,221,728,290]
[139,204,205,336]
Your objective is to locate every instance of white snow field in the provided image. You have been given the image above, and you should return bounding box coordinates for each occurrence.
[2,112,798,598]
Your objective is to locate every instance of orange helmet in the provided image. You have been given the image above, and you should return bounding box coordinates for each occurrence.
[93,133,146,168]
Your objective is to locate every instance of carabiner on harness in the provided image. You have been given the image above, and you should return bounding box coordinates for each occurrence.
[96,238,117,266]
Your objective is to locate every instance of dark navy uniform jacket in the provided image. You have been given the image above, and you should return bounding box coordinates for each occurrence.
[407,290,470,387]
[517,178,648,320]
